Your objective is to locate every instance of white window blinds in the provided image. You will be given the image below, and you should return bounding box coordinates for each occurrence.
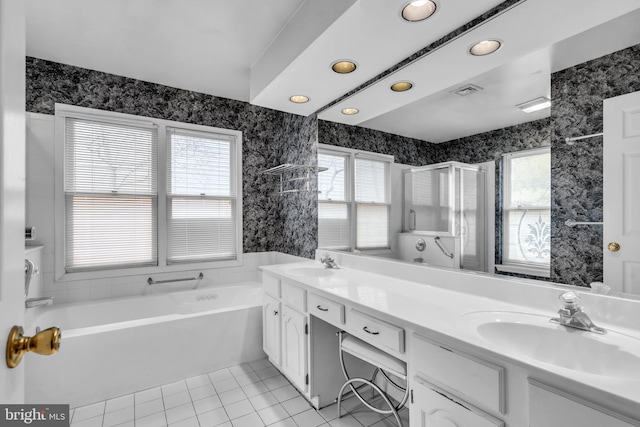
[318,152,350,249]
[64,117,158,271]
[355,158,387,203]
[318,148,392,251]
[167,128,238,263]
[355,158,389,249]
[318,203,350,249]
[318,153,347,201]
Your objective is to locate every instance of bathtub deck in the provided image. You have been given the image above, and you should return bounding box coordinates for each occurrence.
[67,358,409,427]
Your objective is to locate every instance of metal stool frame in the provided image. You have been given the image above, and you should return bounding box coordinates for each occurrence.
[336,331,410,427]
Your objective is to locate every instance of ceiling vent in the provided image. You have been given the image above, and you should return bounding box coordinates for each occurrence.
[452,84,483,96]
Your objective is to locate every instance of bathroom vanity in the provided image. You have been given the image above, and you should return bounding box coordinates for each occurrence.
[260,251,640,426]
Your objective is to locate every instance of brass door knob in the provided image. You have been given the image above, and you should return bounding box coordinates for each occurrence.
[6,325,61,368]
[607,242,621,252]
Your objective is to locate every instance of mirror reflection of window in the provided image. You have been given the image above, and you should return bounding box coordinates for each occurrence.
[317,147,392,252]
[501,147,551,277]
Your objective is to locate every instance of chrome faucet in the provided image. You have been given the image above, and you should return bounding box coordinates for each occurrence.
[320,253,339,269]
[550,291,606,334]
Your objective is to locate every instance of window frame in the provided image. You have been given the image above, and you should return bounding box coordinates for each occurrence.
[317,144,393,253]
[497,146,551,278]
[54,104,243,281]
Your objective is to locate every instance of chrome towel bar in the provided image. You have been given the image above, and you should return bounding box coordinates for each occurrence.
[565,132,603,145]
[147,272,204,285]
[565,219,603,227]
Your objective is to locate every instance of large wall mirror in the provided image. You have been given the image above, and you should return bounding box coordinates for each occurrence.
[317,8,640,298]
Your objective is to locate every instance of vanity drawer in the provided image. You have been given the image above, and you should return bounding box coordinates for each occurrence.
[346,309,405,354]
[412,333,505,414]
[281,281,306,312]
[308,293,344,325]
[263,274,280,298]
[413,377,503,427]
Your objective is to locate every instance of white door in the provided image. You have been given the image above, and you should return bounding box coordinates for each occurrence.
[603,90,640,294]
[280,305,308,392]
[0,0,27,403]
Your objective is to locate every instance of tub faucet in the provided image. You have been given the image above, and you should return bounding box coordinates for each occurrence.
[320,254,339,269]
[550,291,606,334]
[26,297,54,309]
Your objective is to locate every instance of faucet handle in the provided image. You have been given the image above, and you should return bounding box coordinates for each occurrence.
[559,291,581,309]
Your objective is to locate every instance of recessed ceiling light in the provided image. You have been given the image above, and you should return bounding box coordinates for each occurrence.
[341,108,359,115]
[289,95,309,104]
[469,40,502,56]
[390,81,413,92]
[332,61,357,74]
[401,0,437,22]
[516,97,551,113]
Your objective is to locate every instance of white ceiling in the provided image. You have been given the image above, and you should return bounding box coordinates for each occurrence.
[26,0,640,144]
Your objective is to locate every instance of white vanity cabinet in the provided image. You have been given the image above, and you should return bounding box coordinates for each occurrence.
[262,293,281,366]
[280,304,308,391]
[262,260,640,423]
[410,333,505,427]
[412,378,503,427]
[529,381,640,427]
[262,272,309,393]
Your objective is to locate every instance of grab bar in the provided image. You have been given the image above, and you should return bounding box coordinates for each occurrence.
[434,237,454,259]
[147,272,204,285]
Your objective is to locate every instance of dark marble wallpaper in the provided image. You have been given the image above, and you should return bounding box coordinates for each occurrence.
[25,57,318,258]
[318,119,438,166]
[550,44,640,287]
[279,114,319,259]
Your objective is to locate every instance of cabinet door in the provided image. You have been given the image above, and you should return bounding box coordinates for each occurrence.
[529,381,639,427]
[281,304,308,392]
[411,379,503,427]
[263,294,281,366]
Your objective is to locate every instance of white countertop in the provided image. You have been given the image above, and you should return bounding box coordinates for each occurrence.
[260,253,640,418]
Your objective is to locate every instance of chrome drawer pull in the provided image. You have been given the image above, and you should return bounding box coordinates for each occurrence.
[316,305,329,312]
[363,326,379,335]
[273,310,278,315]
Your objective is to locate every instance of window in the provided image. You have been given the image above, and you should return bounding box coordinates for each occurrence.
[500,147,550,277]
[317,145,392,251]
[55,105,242,278]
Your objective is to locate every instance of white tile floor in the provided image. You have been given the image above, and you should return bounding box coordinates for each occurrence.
[69,359,409,427]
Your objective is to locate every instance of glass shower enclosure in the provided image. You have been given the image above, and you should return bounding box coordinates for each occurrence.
[402,161,487,272]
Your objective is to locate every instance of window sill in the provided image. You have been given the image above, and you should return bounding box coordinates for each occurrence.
[495,263,550,278]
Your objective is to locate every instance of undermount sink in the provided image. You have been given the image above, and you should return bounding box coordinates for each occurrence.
[286,266,336,278]
[462,311,640,379]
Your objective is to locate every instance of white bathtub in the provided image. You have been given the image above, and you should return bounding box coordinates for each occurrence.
[25,282,265,408]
